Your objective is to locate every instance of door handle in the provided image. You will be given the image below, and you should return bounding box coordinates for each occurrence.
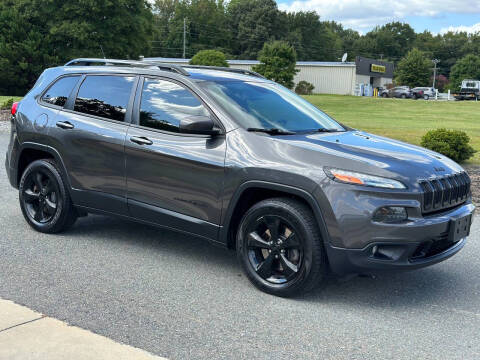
[130,136,153,146]
[56,121,74,130]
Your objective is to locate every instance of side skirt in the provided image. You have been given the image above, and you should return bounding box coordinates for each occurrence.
[74,202,225,247]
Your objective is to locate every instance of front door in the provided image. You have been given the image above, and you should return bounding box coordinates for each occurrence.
[49,74,137,215]
[125,77,226,240]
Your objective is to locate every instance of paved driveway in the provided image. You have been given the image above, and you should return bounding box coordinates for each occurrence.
[0,129,479,360]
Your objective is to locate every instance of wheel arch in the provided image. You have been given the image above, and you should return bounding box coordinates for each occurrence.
[16,142,71,189]
[220,181,331,250]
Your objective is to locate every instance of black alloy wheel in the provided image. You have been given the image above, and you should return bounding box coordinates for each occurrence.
[246,214,303,284]
[237,198,326,297]
[19,159,77,233]
[22,169,59,224]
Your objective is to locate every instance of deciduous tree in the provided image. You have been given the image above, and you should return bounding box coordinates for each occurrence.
[252,41,298,88]
[450,54,480,90]
[395,48,431,88]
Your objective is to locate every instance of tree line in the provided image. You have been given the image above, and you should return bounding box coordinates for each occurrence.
[1,0,480,95]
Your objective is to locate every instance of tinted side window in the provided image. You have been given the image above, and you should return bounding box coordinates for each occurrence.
[74,76,135,122]
[139,78,209,132]
[42,76,80,107]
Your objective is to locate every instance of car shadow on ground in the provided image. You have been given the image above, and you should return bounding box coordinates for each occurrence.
[61,214,473,310]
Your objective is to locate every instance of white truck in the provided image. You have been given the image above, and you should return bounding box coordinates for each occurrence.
[453,79,480,100]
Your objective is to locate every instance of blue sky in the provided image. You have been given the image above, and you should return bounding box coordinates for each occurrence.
[276,0,480,34]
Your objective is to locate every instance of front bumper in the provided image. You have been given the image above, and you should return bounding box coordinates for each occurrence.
[324,203,475,275]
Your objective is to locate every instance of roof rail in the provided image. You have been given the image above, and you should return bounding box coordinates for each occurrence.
[64,58,190,76]
[181,65,266,79]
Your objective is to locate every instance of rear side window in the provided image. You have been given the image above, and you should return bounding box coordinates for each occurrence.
[41,76,80,107]
[74,75,135,122]
[139,78,209,132]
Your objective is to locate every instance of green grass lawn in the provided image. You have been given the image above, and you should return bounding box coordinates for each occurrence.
[0,96,23,107]
[305,95,480,165]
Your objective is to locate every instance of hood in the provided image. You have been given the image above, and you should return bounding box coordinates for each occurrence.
[277,130,464,183]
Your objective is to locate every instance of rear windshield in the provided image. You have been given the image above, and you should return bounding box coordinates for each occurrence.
[199,81,344,132]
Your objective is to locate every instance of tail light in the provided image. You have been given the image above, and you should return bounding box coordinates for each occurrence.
[11,102,19,116]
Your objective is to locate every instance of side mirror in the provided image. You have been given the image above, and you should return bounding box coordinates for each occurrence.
[179,115,220,135]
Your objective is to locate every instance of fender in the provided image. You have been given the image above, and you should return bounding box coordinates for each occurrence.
[219,180,332,248]
[16,142,72,190]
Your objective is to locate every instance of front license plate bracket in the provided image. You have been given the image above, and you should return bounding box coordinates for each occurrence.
[448,215,472,243]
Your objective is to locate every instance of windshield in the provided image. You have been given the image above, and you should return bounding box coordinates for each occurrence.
[199,81,345,132]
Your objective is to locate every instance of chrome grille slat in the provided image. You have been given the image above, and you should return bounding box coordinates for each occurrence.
[420,172,471,214]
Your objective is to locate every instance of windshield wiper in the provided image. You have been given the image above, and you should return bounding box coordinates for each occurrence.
[247,128,296,135]
[315,128,343,133]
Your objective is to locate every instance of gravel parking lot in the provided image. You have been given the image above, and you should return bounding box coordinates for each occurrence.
[0,129,479,360]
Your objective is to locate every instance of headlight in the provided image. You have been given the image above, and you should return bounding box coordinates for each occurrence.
[324,168,406,189]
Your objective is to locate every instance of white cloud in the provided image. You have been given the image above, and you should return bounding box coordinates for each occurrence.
[278,0,480,32]
[440,22,480,34]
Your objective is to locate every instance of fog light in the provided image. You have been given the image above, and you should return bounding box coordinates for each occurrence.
[372,207,408,223]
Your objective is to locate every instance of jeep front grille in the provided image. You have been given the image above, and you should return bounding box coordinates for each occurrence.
[419,172,471,214]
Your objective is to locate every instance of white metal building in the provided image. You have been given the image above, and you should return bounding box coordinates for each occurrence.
[144,57,392,96]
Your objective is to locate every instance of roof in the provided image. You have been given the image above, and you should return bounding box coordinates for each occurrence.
[54,64,270,83]
[62,58,270,82]
[144,57,356,67]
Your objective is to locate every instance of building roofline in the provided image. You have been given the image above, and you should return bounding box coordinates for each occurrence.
[144,57,356,67]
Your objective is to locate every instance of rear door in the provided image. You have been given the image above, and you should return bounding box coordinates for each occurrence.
[124,76,226,240]
[48,74,138,215]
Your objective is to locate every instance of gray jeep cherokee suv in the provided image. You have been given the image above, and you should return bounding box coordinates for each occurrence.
[5,59,475,297]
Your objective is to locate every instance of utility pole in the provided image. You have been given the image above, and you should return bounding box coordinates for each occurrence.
[432,59,440,89]
[183,18,186,59]
[100,45,106,59]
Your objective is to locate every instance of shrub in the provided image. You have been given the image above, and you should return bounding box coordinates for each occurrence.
[1,98,14,110]
[295,81,314,95]
[421,128,476,163]
[190,50,229,67]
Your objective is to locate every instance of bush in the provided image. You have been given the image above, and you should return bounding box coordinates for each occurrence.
[190,50,229,67]
[0,98,14,110]
[295,81,314,95]
[421,128,476,163]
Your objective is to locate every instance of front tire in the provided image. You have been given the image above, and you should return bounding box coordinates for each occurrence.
[424,95,429,100]
[19,159,77,233]
[236,198,327,297]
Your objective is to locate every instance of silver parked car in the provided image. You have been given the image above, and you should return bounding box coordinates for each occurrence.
[412,87,436,100]
[380,86,413,99]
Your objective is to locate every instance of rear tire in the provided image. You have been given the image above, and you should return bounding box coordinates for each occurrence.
[401,94,406,99]
[382,93,388,98]
[424,95,429,100]
[236,197,327,297]
[19,159,77,233]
